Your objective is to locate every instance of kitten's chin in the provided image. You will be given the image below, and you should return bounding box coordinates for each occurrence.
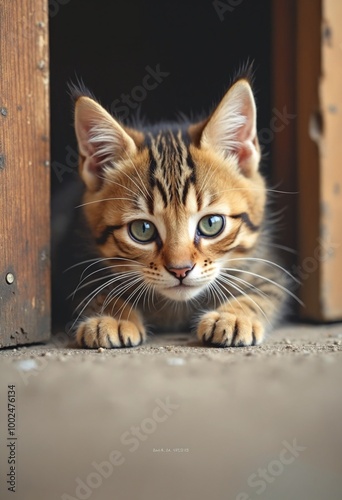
[159,285,204,302]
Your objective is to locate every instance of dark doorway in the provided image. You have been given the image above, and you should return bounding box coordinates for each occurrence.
[50,0,272,192]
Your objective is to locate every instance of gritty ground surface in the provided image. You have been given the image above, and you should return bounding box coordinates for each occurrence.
[0,323,342,500]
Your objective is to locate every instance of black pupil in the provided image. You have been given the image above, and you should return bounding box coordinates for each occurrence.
[198,215,224,237]
[132,220,155,241]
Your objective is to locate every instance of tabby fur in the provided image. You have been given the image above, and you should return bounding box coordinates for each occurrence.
[68,71,292,348]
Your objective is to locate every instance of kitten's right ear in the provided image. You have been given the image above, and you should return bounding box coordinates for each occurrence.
[200,79,260,177]
[74,96,137,191]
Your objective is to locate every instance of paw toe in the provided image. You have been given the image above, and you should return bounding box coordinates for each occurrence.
[76,316,145,349]
[198,312,264,348]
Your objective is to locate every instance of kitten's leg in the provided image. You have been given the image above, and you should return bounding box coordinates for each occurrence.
[197,284,286,347]
[75,296,146,349]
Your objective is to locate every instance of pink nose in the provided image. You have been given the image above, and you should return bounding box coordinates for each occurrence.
[166,265,194,279]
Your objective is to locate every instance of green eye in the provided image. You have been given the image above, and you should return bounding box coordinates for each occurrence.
[198,215,225,237]
[129,220,158,243]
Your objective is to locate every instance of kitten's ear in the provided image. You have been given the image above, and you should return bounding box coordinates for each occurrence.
[200,80,260,176]
[74,96,137,191]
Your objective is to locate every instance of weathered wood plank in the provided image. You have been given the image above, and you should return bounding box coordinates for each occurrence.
[0,0,50,347]
[296,0,342,320]
[319,0,342,318]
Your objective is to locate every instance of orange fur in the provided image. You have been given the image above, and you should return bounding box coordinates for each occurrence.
[70,76,290,348]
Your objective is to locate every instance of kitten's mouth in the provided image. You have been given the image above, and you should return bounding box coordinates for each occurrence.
[161,283,203,301]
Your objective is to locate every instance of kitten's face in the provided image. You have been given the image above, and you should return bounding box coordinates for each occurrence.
[75,78,266,302]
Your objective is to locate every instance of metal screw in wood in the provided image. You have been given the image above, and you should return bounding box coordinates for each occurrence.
[6,273,15,284]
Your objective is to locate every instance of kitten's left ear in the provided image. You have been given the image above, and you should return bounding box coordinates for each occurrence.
[74,96,137,191]
[200,80,260,176]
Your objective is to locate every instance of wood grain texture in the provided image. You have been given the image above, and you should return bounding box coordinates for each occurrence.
[297,0,342,320]
[320,0,342,318]
[0,0,50,347]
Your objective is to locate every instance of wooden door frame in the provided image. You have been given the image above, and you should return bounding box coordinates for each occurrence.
[272,0,342,321]
[0,0,50,347]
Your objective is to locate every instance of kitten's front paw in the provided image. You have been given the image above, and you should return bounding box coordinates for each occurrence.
[197,311,264,347]
[76,316,146,349]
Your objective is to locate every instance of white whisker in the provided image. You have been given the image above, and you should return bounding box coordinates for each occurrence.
[74,276,118,313]
[217,275,270,325]
[102,275,143,312]
[115,281,146,321]
[127,282,150,321]
[118,168,149,202]
[76,257,143,284]
[212,278,249,316]
[198,162,221,196]
[268,243,297,255]
[71,275,120,329]
[126,157,152,201]
[224,257,300,284]
[65,256,142,276]
[221,267,303,305]
[73,263,143,297]
[219,273,272,304]
[69,274,113,299]
[76,197,136,209]
[215,188,298,195]
[71,270,142,301]
[64,257,107,273]
[97,174,142,200]
[207,282,225,309]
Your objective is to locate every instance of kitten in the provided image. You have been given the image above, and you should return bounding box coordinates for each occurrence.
[68,69,292,349]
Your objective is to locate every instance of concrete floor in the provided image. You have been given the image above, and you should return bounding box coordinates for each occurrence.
[0,323,342,500]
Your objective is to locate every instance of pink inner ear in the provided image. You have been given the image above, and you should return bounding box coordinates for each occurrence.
[237,101,255,138]
[79,120,113,174]
[77,123,109,186]
[78,121,95,157]
[233,104,256,161]
[90,142,112,171]
[87,155,105,176]
[237,143,252,162]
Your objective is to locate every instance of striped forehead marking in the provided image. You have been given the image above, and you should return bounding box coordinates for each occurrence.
[147,130,196,211]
